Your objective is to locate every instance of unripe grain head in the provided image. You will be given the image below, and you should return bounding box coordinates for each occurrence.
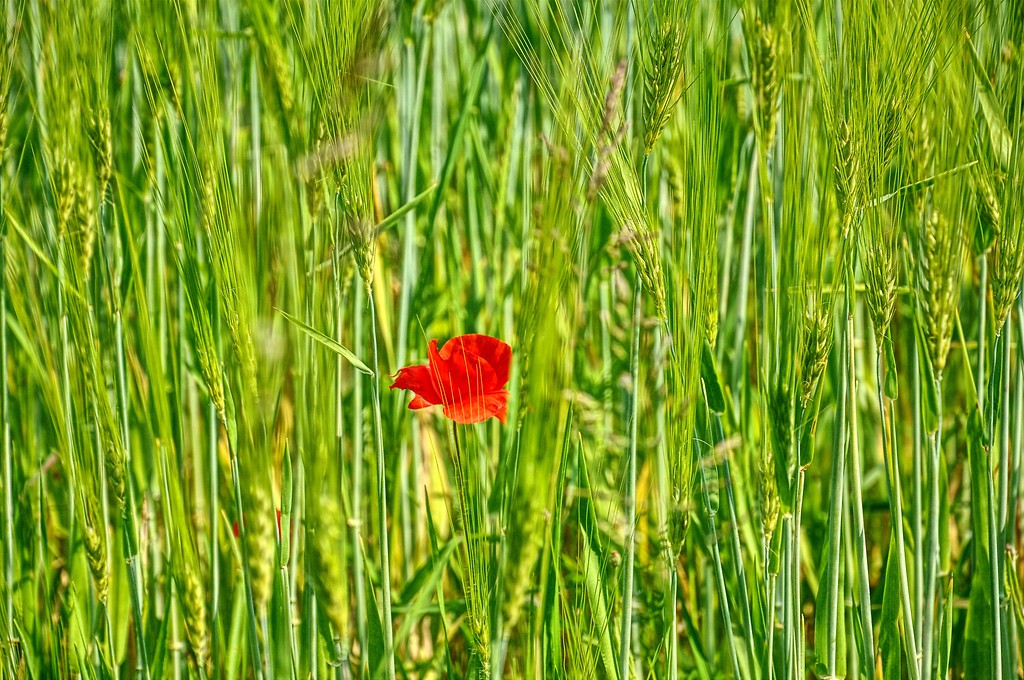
[309,497,349,642]
[82,502,108,603]
[642,21,685,156]
[243,480,275,611]
[799,304,832,407]
[746,15,779,149]
[182,561,209,671]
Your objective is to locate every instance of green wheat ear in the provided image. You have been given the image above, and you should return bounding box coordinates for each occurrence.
[642,20,685,156]
[985,134,1024,332]
[308,496,350,643]
[799,304,832,406]
[859,204,900,346]
[82,496,109,603]
[88,108,112,199]
[757,446,780,542]
[243,469,276,611]
[915,206,966,378]
[744,12,779,151]
[339,152,377,295]
[183,569,209,672]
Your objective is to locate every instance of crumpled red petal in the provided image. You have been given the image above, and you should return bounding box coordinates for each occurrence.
[437,334,512,392]
[408,395,435,409]
[389,364,442,406]
[442,391,509,425]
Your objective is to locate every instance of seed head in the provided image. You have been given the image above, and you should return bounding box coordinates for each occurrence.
[89,109,113,199]
[748,18,778,149]
[83,505,109,603]
[182,563,209,670]
[976,173,1002,238]
[103,435,128,516]
[668,489,692,555]
[54,158,77,240]
[309,497,349,641]
[643,22,685,156]
[800,304,832,406]
[758,449,779,541]
[916,208,962,376]
[589,61,628,201]
[989,194,1024,331]
[861,213,899,343]
[243,482,275,610]
[338,165,375,294]
[269,40,295,124]
[835,120,860,235]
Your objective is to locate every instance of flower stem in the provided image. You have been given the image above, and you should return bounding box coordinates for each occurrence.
[876,351,920,680]
[619,280,641,680]
[367,288,396,680]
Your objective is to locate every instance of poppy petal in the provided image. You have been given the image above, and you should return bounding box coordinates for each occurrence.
[390,364,442,407]
[432,345,492,406]
[438,334,512,392]
[443,391,509,424]
[408,395,435,409]
[428,338,466,406]
[456,331,512,391]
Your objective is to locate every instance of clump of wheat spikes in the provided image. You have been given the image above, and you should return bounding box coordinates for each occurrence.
[0,0,1023,678]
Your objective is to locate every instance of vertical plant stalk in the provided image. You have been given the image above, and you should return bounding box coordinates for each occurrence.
[667,562,679,678]
[208,389,219,670]
[0,222,12,656]
[701,443,744,680]
[978,257,988,413]
[207,289,221,673]
[170,574,182,680]
[56,237,79,603]
[113,228,151,680]
[304,543,319,679]
[789,449,805,680]
[120,411,150,680]
[783,512,795,680]
[367,292,396,680]
[278,451,299,680]
[731,153,758,388]
[823,301,851,677]
[921,371,944,680]
[713,415,757,676]
[790,478,803,680]
[332,213,352,679]
[876,351,921,680]
[764,545,775,680]
[1011,309,1024,674]
[718,138,753,349]
[912,340,924,643]
[989,324,1009,680]
[997,318,1013,539]
[450,421,489,676]
[847,345,874,675]
[0,59,8,660]
[352,285,368,666]
[619,281,641,680]
[653,326,677,680]
[226,434,266,680]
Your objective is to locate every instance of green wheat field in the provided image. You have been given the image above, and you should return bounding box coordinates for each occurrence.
[0,0,1022,678]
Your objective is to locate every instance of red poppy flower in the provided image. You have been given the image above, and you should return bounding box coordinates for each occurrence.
[390,334,512,424]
